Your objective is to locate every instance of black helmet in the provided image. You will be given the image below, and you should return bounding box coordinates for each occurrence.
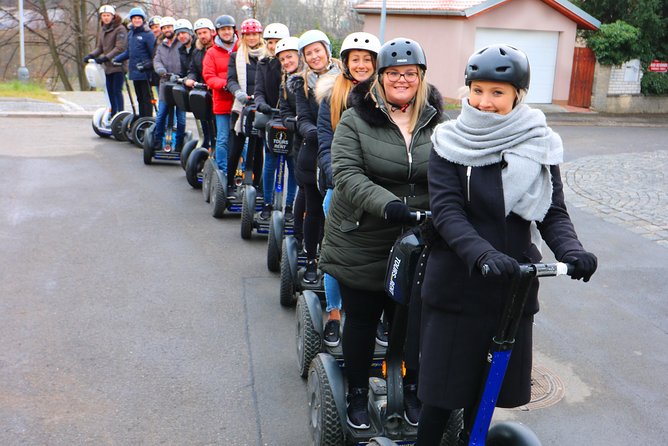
[377,37,427,74]
[214,14,235,29]
[465,44,530,90]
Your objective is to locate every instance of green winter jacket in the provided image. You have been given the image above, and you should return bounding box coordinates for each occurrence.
[319,80,444,291]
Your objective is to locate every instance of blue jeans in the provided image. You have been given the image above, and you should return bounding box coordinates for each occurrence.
[105,72,125,116]
[262,145,297,207]
[214,114,231,173]
[323,188,342,312]
[153,101,186,148]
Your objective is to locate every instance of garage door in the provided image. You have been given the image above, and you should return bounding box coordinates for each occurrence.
[475,29,559,103]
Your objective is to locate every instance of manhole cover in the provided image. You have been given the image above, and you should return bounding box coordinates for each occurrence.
[511,364,565,411]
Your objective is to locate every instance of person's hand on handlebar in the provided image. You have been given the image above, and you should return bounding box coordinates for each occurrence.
[184,79,195,88]
[257,103,273,114]
[94,56,109,64]
[234,90,249,105]
[561,251,597,282]
[477,250,521,279]
[384,201,413,224]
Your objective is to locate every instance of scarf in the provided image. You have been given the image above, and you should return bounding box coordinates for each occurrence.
[431,98,563,222]
[232,45,266,134]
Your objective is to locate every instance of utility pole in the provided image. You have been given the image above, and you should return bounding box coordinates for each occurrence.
[18,0,30,81]
[379,0,387,43]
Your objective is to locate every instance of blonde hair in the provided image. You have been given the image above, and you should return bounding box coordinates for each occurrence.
[238,34,266,64]
[298,55,342,97]
[328,51,378,130]
[371,67,429,133]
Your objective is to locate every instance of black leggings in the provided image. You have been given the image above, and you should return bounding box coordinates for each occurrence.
[292,186,305,243]
[340,283,396,389]
[227,112,263,188]
[302,182,324,261]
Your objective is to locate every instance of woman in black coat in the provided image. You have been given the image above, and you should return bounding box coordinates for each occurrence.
[417,45,598,444]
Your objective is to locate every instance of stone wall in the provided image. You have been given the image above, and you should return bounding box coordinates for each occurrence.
[591,62,668,113]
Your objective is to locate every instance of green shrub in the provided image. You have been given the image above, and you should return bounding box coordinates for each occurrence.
[587,20,642,66]
[641,70,668,96]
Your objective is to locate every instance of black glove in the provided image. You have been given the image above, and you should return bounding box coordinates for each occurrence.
[383,201,412,224]
[257,103,273,114]
[562,251,597,282]
[477,251,520,279]
[284,118,296,133]
[136,63,145,72]
[83,54,93,63]
[95,56,109,64]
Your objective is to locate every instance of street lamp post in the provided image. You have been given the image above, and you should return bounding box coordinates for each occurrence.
[379,0,387,44]
[18,0,30,81]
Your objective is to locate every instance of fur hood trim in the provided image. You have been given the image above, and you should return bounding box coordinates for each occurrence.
[348,78,445,127]
[315,73,338,104]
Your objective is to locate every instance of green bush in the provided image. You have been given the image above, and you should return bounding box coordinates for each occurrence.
[641,70,668,96]
[587,20,642,66]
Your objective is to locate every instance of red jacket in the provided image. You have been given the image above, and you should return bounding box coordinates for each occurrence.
[202,37,239,115]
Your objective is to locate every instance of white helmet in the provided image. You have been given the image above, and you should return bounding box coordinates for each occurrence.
[160,16,176,29]
[275,37,300,56]
[174,18,193,34]
[193,18,215,32]
[340,32,381,59]
[298,29,331,56]
[263,23,290,40]
[99,4,116,15]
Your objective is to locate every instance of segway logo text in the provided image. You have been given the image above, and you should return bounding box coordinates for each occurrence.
[389,257,401,295]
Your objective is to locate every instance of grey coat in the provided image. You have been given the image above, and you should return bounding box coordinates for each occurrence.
[153,38,183,99]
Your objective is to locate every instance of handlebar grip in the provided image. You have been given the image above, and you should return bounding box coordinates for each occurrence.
[408,210,432,223]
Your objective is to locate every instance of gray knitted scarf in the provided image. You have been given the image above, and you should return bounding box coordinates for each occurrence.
[432,99,563,222]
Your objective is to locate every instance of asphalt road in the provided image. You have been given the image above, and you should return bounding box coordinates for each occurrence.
[1,117,666,445]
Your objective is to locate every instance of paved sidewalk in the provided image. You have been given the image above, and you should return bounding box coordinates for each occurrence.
[2,91,667,126]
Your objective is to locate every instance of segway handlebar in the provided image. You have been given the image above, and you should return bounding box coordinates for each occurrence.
[409,210,431,223]
[481,262,574,278]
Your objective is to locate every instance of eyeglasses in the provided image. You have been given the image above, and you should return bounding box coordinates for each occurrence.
[384,71,419,83]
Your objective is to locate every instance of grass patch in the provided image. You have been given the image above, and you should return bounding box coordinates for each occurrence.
[0,80,57,102]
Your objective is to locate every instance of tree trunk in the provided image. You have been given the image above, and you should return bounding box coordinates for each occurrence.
[37,0,73,90]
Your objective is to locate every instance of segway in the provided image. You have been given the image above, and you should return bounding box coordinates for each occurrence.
[371,262,574,446]
[143,75,192,165]
[305,211,445,446]
[239,102,271,240]
[86,60,113,138]
[266,113,295,272]
[109,62,137,142]
[278,234,322,307]
[171,78,200,169]
[128,81,157,148]
[184,82,213,189]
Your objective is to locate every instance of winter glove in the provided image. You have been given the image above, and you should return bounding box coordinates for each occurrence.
[83,54,93,63]
[234,89,249,105]
[561,251,597,282]
[94,56,109,64]
[155,67,167,77]
[257,103,273,114]
[284,117,296,133]
[136,62,146,72]
[477,250,521,279]
[383,201,413,224]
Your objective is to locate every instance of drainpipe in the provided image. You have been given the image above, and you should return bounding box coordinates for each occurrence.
[379,0,387,43]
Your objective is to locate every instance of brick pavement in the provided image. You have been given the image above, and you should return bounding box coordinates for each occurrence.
[562,150,668,248]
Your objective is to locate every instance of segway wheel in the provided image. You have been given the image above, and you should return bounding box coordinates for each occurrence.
[210,174,227,218]
[279,240,296,307]
[486,421,541,446]
[307,355,343,445]
[111,111,131,141]
[143,139,154,165]
[185,147,208,189]
[267,213,281,272]
[297,293,321,378]
[180,139,199,170]
[240,188,253,239]
[143,123,155,151]
[91,120,111,138]
[122,114,137,143]
[440,408,464,446]
[202,158,214,202]
[130,117,154,148]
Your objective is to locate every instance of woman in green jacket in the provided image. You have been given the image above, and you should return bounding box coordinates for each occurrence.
[319,38,443,430]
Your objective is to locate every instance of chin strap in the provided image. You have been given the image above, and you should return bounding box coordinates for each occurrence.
[388,96,415,113]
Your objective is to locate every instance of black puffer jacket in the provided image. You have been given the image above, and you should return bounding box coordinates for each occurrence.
[254,57,282,111]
